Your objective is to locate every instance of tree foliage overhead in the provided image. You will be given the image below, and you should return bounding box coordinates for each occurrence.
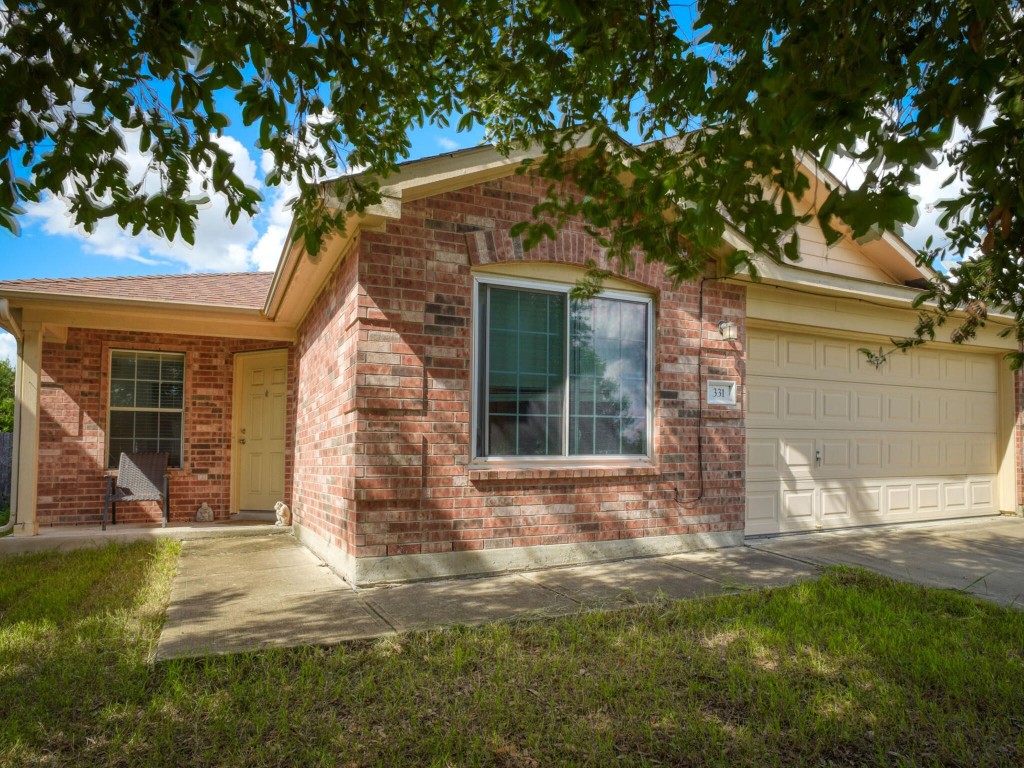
[1,1,1022,355]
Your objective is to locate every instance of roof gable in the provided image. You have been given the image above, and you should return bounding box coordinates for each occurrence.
[309,139,932,295]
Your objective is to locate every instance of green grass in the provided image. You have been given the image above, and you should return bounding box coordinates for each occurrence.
[0,506,9,536]
[2,544,1023,767]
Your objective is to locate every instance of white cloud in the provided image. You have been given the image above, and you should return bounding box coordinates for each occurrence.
[827,112,994,256]
[249,185,294,272]
[23,131,286,273]
[436,136,462,152]
[0,332,15,366]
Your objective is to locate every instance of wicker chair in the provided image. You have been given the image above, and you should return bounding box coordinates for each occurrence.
[103,452,170,530]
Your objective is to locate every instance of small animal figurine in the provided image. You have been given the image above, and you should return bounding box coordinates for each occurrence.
[274,501,292,526]
[195,502,214,522]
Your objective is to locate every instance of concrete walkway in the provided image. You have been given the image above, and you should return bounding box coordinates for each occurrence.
[155,537,816,660]
[753,515,1024,608]
[156,516,1024,660]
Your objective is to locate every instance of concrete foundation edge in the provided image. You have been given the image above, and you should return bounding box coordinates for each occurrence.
[294,524,743,586]
[293,522,357,583]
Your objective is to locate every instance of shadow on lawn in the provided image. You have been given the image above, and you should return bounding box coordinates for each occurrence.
[0,541,175,761]
[1,544,1024,768]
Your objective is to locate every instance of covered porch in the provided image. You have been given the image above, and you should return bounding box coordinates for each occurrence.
[0,273,295,537]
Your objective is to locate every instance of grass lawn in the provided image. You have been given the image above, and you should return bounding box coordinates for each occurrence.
[1,543,1023,767]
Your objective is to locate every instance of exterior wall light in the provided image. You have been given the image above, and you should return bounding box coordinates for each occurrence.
[717,320,739,341]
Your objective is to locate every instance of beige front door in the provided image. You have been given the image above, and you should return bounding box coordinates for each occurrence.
[236,350,288,511]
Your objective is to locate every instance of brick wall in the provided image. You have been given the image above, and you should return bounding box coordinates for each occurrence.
[301,172,746,566]
[292,250,361,555]
[38,329,295,526]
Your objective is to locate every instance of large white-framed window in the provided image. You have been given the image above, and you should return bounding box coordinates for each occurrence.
[107,350,185,468]
[472,275,654,461]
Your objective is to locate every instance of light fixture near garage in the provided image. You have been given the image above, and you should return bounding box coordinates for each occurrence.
[717,320,739,341]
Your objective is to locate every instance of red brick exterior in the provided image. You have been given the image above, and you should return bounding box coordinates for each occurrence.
[292,251,362,555]
[291,173,746,565]
[37,329,296,526]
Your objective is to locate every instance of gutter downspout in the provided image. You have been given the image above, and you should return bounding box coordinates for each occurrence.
[0,299,22,535]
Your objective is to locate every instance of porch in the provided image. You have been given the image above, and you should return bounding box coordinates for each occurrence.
[0,518,291,556]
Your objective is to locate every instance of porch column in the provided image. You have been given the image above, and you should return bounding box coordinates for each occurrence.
[12,321,42,536]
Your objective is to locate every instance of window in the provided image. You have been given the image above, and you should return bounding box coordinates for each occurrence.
[474,277,652,460]
[108,350,185,468]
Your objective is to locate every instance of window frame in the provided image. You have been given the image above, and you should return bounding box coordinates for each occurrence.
[106,348,186,469]
[471,274,655,464]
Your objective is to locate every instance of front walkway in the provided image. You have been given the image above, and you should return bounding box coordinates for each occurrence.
[155,537,816,660]
[155,515,1024,660]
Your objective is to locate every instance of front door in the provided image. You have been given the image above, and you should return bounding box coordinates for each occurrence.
[236,350,288,511]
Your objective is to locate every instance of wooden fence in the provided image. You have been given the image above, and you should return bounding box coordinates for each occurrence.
[0,432,12,509]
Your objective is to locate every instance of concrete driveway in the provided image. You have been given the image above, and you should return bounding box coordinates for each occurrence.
[752,516,1024,608]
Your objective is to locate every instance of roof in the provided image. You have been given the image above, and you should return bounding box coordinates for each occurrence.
[0,271,274,310]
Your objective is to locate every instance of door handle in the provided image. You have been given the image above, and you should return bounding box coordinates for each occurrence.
[239,438,247,445]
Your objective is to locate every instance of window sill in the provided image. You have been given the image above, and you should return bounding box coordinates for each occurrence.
[467,461,660,483]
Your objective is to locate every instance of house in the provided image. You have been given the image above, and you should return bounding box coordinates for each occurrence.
[1,143,1020,584]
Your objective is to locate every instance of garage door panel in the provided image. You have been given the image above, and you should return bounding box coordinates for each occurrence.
[782,488,815,521]
[915,484,942,515]
[916,441,941,472]
[749,476,996,531]
[747,384,778,419]
[785,388,816,418]
[944,440,966,468]
[944,356,967,384]
[944,482,967,512]
[784,337,817,372]
[855,438,882,469]
[821,342,851,373]
[852,486,882,514]
[747,331,779,369]
[820,439,849,470]
[746,489,779,528]
[856,392,883,423]
[887,393,914,426]
[749,377,996,432]
[747,438,779,472]
[969,356,998,389]
[886,353,913,380]
[887,438,914,470]
[916,352,942,380]
[745,330,998,392]
[970,481,993,507]
[821,389,851,419]
[749,429,996,480]
[887,485,912,514]
[746,328,1000,534]
[784,439,815,469]
[968,393,998,430]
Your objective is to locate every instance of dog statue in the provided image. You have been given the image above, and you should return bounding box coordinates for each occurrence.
[274,501,292,526]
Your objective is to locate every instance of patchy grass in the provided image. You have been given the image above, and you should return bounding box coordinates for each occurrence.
[1,544,1023,767]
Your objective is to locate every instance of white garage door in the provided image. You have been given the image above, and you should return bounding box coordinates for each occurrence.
[746,328,1000,535]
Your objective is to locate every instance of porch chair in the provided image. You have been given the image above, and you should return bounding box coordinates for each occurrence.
[103,452,170,531]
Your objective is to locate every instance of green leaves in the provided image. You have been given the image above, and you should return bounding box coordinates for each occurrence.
[0,0,1021,359]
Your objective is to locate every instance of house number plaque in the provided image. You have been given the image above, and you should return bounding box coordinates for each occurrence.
[707,380,736,405]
